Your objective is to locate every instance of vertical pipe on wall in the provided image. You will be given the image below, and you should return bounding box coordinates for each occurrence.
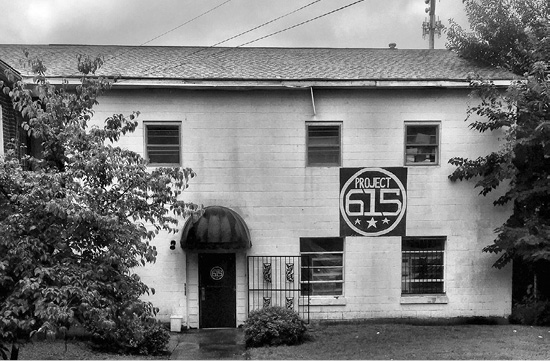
[310,87,316,116]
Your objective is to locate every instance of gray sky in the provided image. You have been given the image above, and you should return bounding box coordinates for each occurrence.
[1,0,469,49]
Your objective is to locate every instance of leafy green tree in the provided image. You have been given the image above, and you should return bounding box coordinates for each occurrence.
[0,54,197,358]
[447,0,550,272]
[447,0,549,75]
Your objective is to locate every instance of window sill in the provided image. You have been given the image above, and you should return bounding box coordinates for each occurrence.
[405,163,440,167]
[400,294,448,304]
[146,164,181,167]
[299,297,346,306]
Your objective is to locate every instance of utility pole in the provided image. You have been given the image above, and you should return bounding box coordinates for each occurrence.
[422,0,444,49]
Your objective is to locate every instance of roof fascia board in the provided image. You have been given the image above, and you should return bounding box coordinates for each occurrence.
[19,76,514,89]
[0,60,22,82]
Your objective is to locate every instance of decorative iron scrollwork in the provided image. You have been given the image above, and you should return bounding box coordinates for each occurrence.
[286,297,294,309]
[263,297,271,308]
[263,262,272,283]
[285,263,294,282]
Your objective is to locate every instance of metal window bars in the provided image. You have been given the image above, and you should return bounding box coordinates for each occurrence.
[402,237,445,294]
[247,256,310,323]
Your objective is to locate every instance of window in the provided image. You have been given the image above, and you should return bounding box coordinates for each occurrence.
[300,237,344,296]
[306,123,341,167]
[402,237,445,294]
[145,123,181,165]
[405,123,439,165]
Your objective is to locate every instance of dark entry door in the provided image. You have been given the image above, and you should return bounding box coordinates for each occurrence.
[199,253,236,328]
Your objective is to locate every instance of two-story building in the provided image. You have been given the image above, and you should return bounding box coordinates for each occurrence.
[0,44,515,329]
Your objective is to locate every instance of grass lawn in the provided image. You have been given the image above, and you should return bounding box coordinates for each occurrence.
[247,322,550,360]
[13,321,550,359]
[15,339,170,360]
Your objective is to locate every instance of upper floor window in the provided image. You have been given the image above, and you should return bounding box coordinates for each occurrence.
[402,236,445,294]
[306,122,341,167]
[145,122,181,166]
[301,237,344,296]
[405,122,439,165]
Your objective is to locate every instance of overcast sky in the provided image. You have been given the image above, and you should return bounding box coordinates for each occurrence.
[1,0,469,49]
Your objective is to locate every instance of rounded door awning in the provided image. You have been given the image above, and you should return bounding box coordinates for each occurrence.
[180,206,252,250]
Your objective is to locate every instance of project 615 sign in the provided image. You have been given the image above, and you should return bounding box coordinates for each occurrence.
[339,167,407,237]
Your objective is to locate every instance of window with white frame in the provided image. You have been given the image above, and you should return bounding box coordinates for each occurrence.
[145,122,181,166]
[404,122,440,165]
[306,122,341,167]
[402,237,445,294]
[300,237,344,296]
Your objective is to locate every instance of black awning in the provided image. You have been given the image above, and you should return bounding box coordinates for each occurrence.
[180,206,252,250]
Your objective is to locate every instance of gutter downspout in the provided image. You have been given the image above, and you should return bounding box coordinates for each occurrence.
[310,86,316,116]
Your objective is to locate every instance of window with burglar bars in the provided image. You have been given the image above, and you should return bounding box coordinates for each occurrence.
[405,122,439,165]
[306,122,341,167]
[300,237,344,296]
[145,122,181,166]
[247,256,309,323]
[402,237,445,294]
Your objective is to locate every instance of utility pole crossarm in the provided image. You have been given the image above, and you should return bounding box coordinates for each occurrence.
[422,0,444,49]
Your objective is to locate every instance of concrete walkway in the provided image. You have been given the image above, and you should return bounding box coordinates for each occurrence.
[168,328,248,360]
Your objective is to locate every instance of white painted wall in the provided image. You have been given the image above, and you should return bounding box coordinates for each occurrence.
[90,86,512,325]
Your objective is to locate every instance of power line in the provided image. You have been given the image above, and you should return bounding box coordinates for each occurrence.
[236,0,365,48]
[139,0,365,78]
[139,0,233,47]
[138,0,325,77]
[209,0,324,48]
[66,0,233,77]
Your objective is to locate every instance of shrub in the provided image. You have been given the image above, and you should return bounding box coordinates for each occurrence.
[509,299,550,326]
[140,322,171,355]
[244,306,308,347]
[509,285,550,326]
[83,300,170,355]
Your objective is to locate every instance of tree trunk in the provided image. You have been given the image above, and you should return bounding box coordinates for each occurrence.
[9,343,18,360]
[534,273,538,299]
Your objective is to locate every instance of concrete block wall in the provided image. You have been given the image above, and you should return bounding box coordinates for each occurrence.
[90,86,512,324]
[131,226,187,322]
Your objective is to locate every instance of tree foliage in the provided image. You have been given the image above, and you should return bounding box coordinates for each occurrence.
[0,53,198,357]
[447,0,549,74]
[447,0,550,269]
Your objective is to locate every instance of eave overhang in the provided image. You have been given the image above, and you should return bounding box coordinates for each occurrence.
[0,60,21,83]
[15,75,515,90]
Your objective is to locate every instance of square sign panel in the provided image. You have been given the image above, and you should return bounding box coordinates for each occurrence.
[340,167,407,237]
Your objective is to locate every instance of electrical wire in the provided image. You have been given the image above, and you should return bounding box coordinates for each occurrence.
[139,0,233,47]
[208,0,324,48]
[236,0,365,48]
[65,0,234,77]
[139,0,365,78]
[137,0,325,77]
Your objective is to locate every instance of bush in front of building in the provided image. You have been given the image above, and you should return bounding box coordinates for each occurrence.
[244,306,308,347]
[140,322,171,355]
[509,298,550,326]
[84,300,170,355]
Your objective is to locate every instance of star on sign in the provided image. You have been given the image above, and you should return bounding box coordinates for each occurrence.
[382,218,390,224]
[354,218,361,225]
[366,217,377,228]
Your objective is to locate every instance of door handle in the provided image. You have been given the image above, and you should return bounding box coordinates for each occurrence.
[201,287,205,301]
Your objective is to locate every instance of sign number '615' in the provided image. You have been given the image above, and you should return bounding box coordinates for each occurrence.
[339,168,407,237]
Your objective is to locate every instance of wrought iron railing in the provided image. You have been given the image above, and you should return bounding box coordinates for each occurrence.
[247,256,309,323]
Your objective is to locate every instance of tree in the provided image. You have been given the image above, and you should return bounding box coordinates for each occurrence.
[447,0,549,75]
[447,1,550,276]
[0,53,198,358]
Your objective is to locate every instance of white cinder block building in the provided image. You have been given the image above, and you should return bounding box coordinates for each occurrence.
[0,44,514,328]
